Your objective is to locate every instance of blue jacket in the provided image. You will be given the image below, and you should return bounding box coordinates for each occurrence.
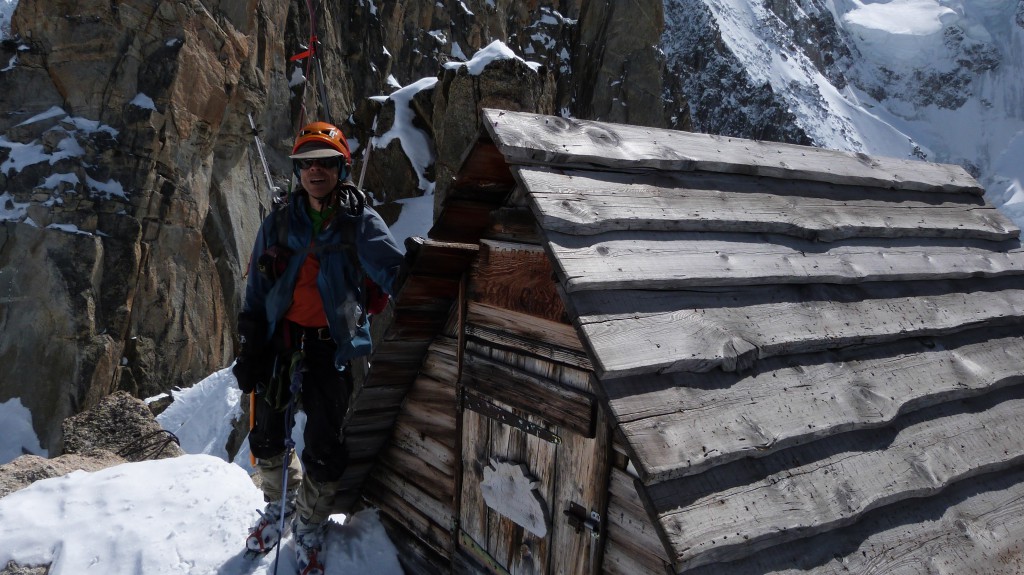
[242,187,406,368]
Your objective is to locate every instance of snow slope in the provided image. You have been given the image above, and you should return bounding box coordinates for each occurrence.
[0,368,404,574]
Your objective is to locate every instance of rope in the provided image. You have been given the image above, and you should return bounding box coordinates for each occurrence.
[116,429,181,462]
[290,0,331,127]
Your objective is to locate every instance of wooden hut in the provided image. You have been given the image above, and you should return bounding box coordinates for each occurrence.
[349,109,1024,574]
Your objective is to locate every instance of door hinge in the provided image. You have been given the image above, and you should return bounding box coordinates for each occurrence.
[564,502,601,538]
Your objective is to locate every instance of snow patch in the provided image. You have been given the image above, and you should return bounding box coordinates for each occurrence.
[16,106,67,126]
[840,0,958,67]
[46,223,93,235]
[443,39,542,75]
[156,366,245,461]
[0,0,16,40]
[85,174,126,199]
[129,92,156,110]
[373,76,439,194]
[0,397,47,464]
[0,191,29,221]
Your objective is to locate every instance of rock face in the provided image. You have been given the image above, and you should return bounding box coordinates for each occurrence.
[0,0,292,455]
[662,0,812,144]
[430,55,557,215]
[0,450,127,499]
[0,390,174,503]
[62,391,185,460]
[573,0,672,128]
[0,0,673,457]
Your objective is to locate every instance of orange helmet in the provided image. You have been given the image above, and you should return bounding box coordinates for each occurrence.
[290,121,351,164]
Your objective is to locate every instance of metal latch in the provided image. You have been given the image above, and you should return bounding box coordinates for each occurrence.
[564,502,601,537]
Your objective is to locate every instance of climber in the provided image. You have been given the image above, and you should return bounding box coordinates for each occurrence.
[232,121,406,575]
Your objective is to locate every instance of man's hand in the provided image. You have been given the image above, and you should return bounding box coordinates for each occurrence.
[233,312,267,393]
[232,354,265,394]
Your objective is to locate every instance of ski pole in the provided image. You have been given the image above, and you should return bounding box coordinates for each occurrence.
[273,337,305,575]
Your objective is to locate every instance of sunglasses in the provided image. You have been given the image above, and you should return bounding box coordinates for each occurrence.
[296,158,341,170]
[299,127,339,139]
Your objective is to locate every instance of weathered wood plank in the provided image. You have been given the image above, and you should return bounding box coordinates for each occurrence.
[606,511,671,575]
[462,350,597,438]
[648,386,1024,571]
[459,408,490,560]
[402,237,479,281]
[606,505,665,569]
[544,230,1024,291]
[386,420,457,477]
[365,474,453,559]
[453,139,516,195]
[606,467,673,574]
[606,466,673,574]
[547,407,610,575]
[567,277,1024,377]
[607,327,1024,483]
[485,408,519,568]
[465,322,592,371]
[346,384,409,408]
[401,393,457,441]
[683,466,1024,575]
[373,506,452,573]
[343,433,387,461]
[603,539,670,575]
[483,109,982,194]
[472,239,568,323]
[344,409,401,435]
[514,414,558,575]
[372,458,455,531]
[484,207,543,245]
[419,350,461,388]
[608,467,649,519]
[521,167,1018,241]
[386,309,457,340]
[465,338,593,395]
[380,442,454,507]
[468,301,586,354]
[432,199,503,244]
[456,530,513,575]
[406,370,457,406]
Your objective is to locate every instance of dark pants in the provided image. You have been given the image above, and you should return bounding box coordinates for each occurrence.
[249,322,352,483]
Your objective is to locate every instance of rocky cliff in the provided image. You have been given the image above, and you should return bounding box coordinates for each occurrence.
[0,0,670,456]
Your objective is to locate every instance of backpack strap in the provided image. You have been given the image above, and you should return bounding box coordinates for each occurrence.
[273,184,382,324]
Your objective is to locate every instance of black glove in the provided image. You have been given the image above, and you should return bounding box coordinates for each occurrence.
[232,312,267,394]
[338,183,366,216]
[232,355,266,394]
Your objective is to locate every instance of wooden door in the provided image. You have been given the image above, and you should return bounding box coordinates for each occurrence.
[456,331,606,572]
[457,376,609,575]
[455,240,608,574]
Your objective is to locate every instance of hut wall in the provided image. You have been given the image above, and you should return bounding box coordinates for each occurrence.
[365,336,461,573]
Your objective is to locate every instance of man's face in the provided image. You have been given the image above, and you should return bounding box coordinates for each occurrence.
[299,158,341,199]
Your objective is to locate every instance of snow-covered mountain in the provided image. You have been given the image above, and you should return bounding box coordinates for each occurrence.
[664,0,1024,226]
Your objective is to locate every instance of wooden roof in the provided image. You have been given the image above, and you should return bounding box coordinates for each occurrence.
[477,109,1024,572]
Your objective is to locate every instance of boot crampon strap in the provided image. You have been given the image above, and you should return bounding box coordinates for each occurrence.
[245,499,296,554]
